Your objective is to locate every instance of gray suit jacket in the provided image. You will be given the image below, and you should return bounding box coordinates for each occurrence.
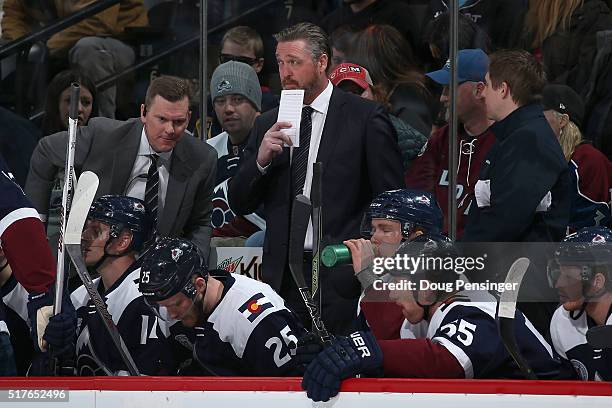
[26,117,217,260]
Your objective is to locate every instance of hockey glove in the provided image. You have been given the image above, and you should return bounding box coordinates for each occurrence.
[27,288,76,353]
[0,332,17,376]
[294,332,324,366]
[43,310,77,358]
[302,330,383,402]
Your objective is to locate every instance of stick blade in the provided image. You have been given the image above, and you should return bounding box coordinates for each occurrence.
[65,171,99,245]
[586,325,612,349]
[498,257,530,319]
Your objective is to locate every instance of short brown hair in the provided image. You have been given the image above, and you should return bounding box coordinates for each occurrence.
[274,22,332,71]
[488,50,546,107]
[145,75,192,108]
[222,26,264,58]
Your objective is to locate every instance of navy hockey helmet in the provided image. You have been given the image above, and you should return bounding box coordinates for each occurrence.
[87,195,152,252]
[547,226,612,289]
[361,189,443,239]
[139,237,207,303]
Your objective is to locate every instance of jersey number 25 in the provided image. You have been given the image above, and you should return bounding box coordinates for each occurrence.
[265,325,298,367]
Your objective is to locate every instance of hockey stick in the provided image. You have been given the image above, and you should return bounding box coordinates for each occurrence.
[48,83,79,373]
[53,83,80,317]
[288,194,332,346]
[497,257,537,380]
[586,325,612,349]
[64,171,141,376]
[310,162,323,334]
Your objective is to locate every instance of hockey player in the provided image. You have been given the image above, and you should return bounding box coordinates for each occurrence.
[548,226,612,380]
[344,189,444,340]
[139,236,306,376]
[54,195,174,375]
[0,153,74,375]
[0,248,34,375]
[302,237,568,402]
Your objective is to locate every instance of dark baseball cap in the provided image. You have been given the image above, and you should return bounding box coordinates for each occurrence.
[541,84,585,128]
[426,49,489,85]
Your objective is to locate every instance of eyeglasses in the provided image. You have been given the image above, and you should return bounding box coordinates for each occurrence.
[219,53,259,66]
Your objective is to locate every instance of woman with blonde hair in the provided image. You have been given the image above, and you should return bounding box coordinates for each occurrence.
[523,0,612,92]
[542,84,612,230]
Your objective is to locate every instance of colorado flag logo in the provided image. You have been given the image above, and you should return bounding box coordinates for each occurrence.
[239,293,273,322]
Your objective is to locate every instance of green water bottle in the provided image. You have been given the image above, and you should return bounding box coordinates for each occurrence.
[321,244,352,267]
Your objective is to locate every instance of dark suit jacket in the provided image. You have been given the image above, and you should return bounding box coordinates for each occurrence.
[228,87,405,293]
[25,117,217,260]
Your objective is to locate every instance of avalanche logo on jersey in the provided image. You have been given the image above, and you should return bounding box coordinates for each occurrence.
[171,248,183,262]
[239,293,273,322]
[133,202,145,213]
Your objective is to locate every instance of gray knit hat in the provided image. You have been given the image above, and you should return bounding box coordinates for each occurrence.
[210,61,262,111]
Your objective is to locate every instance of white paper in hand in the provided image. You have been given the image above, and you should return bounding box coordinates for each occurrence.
[277,89,304,147]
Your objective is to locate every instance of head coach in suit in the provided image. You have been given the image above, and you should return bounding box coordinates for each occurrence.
[25,75,217,260]
[228,23,404,335]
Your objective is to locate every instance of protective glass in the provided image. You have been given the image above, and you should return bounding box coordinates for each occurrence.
[218,53,258,66]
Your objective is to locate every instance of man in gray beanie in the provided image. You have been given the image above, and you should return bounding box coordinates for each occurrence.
[207,61,265,246]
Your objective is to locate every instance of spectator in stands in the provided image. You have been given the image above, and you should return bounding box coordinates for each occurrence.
[406,49,496,239]
[42,69,97,136]
[346,24,434,137]
[205,26,279,139]
[41,70,98,265]
[219,26,279,114]
[228,22,404,335]
[424,11,491,69]
[542,84,612,230]
[208,61,266,246]
[0,107,39,187]
[320,0,425,67]
[329,62,427,171]
[329,25,358,72]
[523,0,612,93]
[462,49,570,335]
[25,75,217,260]
[428,0,527,51]
[0,0,148,119]
[463,49,570,242]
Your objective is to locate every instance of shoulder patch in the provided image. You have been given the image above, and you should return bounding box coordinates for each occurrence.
[239,293,273,322]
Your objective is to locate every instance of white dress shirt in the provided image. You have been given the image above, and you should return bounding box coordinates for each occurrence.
[299,81,333,249]
[125,128,172,217]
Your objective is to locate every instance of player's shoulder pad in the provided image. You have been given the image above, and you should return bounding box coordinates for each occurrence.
[206,131,229,156]
[427,290,497,337]
[550,305,588,359]
[104,268,146,325]
[208,274,289,358]
[71,276,102,310]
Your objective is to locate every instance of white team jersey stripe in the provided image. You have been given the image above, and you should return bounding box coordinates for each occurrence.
[0,207,40,237]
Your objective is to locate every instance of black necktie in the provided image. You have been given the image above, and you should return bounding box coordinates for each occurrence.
[291,106,314,197]
[145,154,159,225]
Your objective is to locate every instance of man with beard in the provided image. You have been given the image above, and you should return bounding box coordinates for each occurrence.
[406,49,496,239]
[549,226,612,380]
[207,61,265,245]
[228,22,404,335]
[139,237,306,376]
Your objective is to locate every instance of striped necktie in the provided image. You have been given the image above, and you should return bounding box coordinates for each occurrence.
[291,106,314,197]
[145,154,160,225]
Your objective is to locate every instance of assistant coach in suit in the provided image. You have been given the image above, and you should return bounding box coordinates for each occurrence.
[228,23,404,335]
[26,76,217,260]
